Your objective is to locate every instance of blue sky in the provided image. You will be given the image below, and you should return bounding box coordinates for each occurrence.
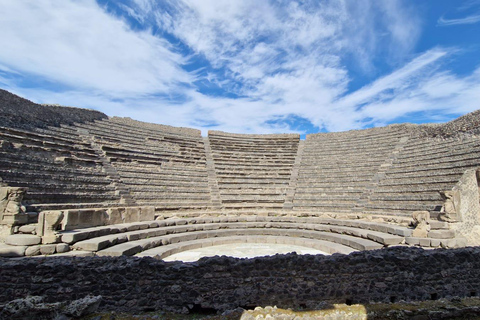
[0,0,480,136]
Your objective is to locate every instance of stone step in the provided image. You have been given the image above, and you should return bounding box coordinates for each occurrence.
[133,236,356,259]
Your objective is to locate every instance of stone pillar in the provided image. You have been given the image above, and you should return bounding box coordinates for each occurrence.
[37,210,64,244]
[447,169,480,239]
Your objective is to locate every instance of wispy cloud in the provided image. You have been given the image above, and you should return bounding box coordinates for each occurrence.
[438,14,480,26]
[437,0,480,26]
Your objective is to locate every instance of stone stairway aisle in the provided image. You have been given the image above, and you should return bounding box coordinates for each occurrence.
[77,128,137,206]
[284,141,304,210]
[203,137,223,211]
[352,136,410,212]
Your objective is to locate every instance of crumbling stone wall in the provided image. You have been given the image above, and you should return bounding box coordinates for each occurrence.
[0,89,107,130]
[1,247,480,313]
[414,110,480,139]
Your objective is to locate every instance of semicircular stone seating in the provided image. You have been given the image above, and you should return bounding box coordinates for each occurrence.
[1,214,461,259]
[0,89,478,259]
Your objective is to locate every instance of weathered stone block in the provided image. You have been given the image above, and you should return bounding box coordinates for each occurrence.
[106,207,125,224]
[25,245,41,256]
[124,207,140,223]
[428,229,455,239]
[40,244,56,255]
[5,234,41,246]
[139,206,155,221]
[62,209,108,230]
[18,224,36,234]
[56,243,70,253]
[0,243,26,257]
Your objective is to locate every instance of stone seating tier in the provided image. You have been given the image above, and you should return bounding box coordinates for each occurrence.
[0,127,93,148]
[109,117,202,137]
[113,163,208,175]
[301,141,400,153]
[88,132,204,151]
[394,150,480,166]
[0,137,99,162]
[79,123,204,149]
[59,218,413,257]
[0,213,460,258]
[104,150,206,166]
[101,143,207,159]
[84,118,202,138]
[398,142,480,160]
[135,236,356,258]
[119,179,209,189]
[130,193,210,200]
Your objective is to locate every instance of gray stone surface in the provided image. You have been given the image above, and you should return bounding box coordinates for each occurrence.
[0,243,26,257]
[5,234,41,246]
[40,244,56,255]
[25,245,41,256]
[56,243,70,253]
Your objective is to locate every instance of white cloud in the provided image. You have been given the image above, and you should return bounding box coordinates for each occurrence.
[0,0,192,96]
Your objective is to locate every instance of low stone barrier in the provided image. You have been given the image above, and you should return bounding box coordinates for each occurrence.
[1,247,480,314]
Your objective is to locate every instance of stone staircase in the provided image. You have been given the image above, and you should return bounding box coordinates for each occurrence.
[77,128,136,206]
[203,137,223,210]
[284,140,304,210]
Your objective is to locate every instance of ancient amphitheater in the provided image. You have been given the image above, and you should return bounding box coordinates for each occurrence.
[2,88,480,314]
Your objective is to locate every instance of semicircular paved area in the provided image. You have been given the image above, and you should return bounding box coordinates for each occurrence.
[161,242,329,262]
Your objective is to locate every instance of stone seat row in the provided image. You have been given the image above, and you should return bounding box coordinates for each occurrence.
[136,236,356,259]
[211,158,297,165]
[301,142,398,154]
[0,126,91,148]
[385,161,480,176]
[98,138,206,155]
[393,153,480,169]
[0,131,97,160]
[211,149,298,156]
[0,143,98,164]
[220,189,287,195]
[61,217,411,255]
[362,202,442,215]
[103,148,206,164]
[0,160,110,179]
[113,163,209,175]
[93,130,206,150]
[212,167,293,175]
[394,148,480,165]
[378,175,464,186]
[103,145,208,163]
[398,139,480,158]
[90,132,204,152]
[305,132,405,143]
[384,167,466,179]
[117,171,208,182]
[77,126,204,150]
[94,118,203,139]
[120,179,209,189]
[36,125,85,139]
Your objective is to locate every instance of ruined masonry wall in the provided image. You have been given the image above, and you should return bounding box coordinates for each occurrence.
[1,247,480,313]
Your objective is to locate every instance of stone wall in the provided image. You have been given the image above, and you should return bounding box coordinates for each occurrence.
[1,247,480,313]
[0,89,107,130]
